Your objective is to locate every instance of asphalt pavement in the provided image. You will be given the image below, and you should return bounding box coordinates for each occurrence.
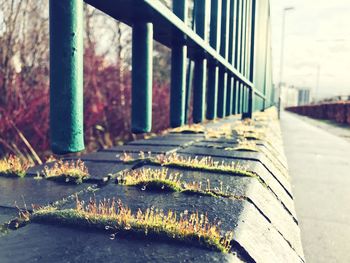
[281,111,350,263]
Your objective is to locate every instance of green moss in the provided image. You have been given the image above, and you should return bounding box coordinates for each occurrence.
[42,159,89,184]
[132,179,183,192]
[31,207,232,253]
[45,174,85,184]
[0,171,26,178]
[153,160,256,178]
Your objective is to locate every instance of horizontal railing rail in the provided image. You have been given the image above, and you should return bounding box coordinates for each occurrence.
[49,0,274,154]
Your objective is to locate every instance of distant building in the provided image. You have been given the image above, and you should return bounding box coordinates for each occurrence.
[297,89,311,106]
[280,85,298,108]
[279,84,312,108]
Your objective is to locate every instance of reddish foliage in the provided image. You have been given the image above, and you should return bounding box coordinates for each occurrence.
[286,101,350,126]
[0,46,171,158]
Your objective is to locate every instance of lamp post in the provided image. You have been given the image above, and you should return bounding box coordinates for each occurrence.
[278,6,294,117]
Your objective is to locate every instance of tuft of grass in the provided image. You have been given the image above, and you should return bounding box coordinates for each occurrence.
[42,159,89,184]
[117,168,183,192]
[118,153,256,178]
[117,168,244,200]
[224,140,259,153]
[205,124,234,139]
[31,196,234,253]
[154,153,255,178]
[118,153,267,187]
[170,124,205,134]
[0,155,32,177]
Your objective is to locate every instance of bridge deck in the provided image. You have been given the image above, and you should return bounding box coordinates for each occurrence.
[0,109,304,263]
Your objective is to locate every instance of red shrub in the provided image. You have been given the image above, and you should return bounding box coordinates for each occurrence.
[286,101,350,126]
[0,46,171,158]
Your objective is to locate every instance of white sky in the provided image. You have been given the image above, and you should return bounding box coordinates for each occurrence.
[270,0,350,99]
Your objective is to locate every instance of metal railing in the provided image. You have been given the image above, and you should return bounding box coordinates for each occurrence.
[49,0,273,154]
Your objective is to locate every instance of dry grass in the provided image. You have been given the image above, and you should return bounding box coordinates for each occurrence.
[31,196,233,252]
[154,153,254,178]
[224,140,259,152]
[119,152,255,178]
[42,159,89,184]
[117,168,241,199]
[0,155,32,177]
[118,153,266,187]
[205,124,234,139]
[170,124,205,134]
[118,168,183,192]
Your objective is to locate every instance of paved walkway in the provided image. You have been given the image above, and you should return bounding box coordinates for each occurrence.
[281,111,350,263]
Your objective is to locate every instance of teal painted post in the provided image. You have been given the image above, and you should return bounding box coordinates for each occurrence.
[132,22,153,133]
[207,66,219,120]
[50,0,84,154]
[241,86,245,113]
[185,61,194,124]
[236,0,244,114]
[243,0,250,117]
[243,86,247,112]
[193,0,208,123]
[226,0,235,116]
[207,0,221,120]
[237,83,242,113]
[185,2,197,124]
[239,0,247,116]
[218,0,230,118]
[247,0,256,118]
[226,77,233,116]
[170,0,188,127]
[241,0,247,77]
[233,0,242,115]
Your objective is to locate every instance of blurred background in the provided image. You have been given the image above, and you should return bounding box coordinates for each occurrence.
[270,0,350,107]
[0,0,349,160]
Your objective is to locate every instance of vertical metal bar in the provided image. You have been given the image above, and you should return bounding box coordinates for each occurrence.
[236,0,243,115]
[132,22,153,133]
[218,0,230,118]
[207,0,221,120]
[226,77,233,116]
[193,0,208,123]
[207,66,219,120]
[239,0,245,74]
[185,2,197,124]
[193,60,207,123]
[242,85,246,113]
[237,84,241,114]
[247,86,253,118]
[50,0,84,154]
[262,9,270,110]
[226,0,235,116]
[233,0,241,115]
[247,0,256,117]
[245,0,251,80]
[231,0,238,115]
[184,61,194,124]
[241,0,248,118]
[170,0,188,127]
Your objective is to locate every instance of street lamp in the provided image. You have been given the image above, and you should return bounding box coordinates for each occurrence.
[278,6,295,117]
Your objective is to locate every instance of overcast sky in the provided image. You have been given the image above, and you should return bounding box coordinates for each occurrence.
[270,0,350,99]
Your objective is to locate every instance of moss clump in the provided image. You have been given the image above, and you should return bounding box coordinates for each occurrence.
[170,124,205,134]
[118,168,244,200]
[42,159,89,184]
[0,155,32,178]
[31,197,233,253]
[117,168,182,192]
[119,153,257,179]
[155,154,256,178]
